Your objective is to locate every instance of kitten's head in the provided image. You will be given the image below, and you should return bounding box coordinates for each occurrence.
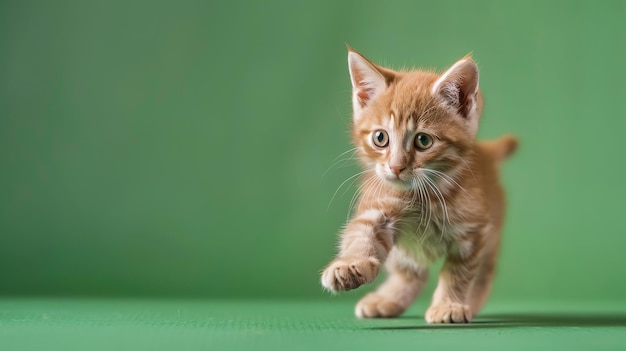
[347,48,483,190]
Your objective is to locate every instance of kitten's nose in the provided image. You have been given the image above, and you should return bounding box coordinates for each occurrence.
[390,165,405,177]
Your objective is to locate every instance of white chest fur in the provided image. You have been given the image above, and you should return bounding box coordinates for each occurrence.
[393,208,465,265]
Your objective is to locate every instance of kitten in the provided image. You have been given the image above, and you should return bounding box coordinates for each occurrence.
[321,48,517,324]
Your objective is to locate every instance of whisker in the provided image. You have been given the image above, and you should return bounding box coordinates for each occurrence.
[422,168,469,195]
[415,173,433,244]
[415,178,425,232]
[372,173,385,207]
[408,176,426,241]
[451,154,476,180]
[346,175,377,221]
[322,147,359,178]
[332,147,359,162]
[327,170,369,210]
[422,175,451,243]
[340,169,368,199]
[423,175,434,243]
[410,179,419,209]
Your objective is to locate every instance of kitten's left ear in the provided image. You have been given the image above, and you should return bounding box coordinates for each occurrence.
[432,56,482,136]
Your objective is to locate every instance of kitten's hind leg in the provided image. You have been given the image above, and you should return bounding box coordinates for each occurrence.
[355,249,428,318]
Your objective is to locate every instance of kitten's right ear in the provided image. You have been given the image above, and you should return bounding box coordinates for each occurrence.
[347,48,394,119]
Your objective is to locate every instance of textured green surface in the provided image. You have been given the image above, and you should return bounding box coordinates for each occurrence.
[1,0,626,300]
[1,299,626,351]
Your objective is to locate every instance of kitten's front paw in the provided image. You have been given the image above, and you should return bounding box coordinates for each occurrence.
[425,303,472,324]
[355,293,406,318]
[321,257,379,293]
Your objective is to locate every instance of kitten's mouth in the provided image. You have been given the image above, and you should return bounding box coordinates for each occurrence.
[382,176,413,190]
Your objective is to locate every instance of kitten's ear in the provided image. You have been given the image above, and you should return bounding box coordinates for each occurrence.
[432,56,482,136]
[348,48,395,119]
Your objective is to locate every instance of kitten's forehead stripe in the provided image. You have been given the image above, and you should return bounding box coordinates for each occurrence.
[407,118,416,132]
[404,134,413,152]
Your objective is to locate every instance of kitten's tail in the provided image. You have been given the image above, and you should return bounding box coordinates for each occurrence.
[485,134,518,163]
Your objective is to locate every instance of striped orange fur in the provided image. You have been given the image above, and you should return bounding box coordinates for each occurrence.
[321,48,517,324]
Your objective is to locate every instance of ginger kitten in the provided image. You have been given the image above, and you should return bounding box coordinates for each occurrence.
[321,48,517,323]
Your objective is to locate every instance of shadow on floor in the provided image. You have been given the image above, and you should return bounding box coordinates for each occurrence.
[370,313,626,330]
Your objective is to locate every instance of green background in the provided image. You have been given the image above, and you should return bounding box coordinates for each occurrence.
[2,0,626,303]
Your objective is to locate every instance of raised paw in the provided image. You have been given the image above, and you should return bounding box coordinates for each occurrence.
[425,303,472,324]
[321,257,379,293]
[355,292,407,319]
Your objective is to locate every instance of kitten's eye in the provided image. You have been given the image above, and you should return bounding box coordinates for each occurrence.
[414,133,433,150]
[372,130,389,148]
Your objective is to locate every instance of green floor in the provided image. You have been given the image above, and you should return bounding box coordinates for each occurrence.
[0,299,624,350]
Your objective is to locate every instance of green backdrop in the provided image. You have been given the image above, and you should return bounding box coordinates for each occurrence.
[1,0,625,302]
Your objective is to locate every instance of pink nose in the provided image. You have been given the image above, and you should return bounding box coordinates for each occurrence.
[390,166,405,176]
